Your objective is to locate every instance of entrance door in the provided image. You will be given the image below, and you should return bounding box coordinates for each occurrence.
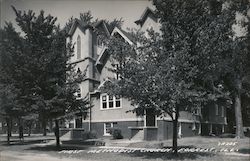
[146,108,156,127]
[75,113,82,128]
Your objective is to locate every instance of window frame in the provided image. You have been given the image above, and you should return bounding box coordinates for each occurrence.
[104,122,113,136]
[100,94,122,110]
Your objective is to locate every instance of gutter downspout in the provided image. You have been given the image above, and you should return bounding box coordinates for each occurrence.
[88,92,92,131]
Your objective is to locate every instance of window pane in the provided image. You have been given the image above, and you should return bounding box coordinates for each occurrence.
[105,123,112,134]
[102,95,106,101]
[109,102,114,108]
[109,96,113,100]
[106,123,111,128]
[116,100,120,107]
[103,103,107,109]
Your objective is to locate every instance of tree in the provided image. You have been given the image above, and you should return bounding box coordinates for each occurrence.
[63,11,123,38]
[102,23,211,155]
[153,0,249,145]
[102,0,249,154]
[7,7,89,148]
[192,0,250,138]
[0,23,26,144]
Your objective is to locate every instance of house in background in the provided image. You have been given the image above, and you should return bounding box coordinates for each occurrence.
[65,7,227,140]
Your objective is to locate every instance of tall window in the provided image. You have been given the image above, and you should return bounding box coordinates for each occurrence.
[101,94,121,109]
[112,63,120,80]
[77,35,81,59]
[102,95,107,109]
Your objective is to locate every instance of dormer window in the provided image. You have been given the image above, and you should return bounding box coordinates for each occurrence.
[77,35,81,59]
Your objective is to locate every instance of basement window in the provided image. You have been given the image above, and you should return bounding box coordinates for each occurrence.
[104,122,113,136]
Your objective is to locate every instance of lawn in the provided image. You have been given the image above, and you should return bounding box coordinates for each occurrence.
[0,135,249,161]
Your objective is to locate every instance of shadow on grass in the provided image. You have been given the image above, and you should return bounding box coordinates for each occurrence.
[25,145,90,152]
[121,146,215,160]
[0,139,54,146]
[238,148,250,154]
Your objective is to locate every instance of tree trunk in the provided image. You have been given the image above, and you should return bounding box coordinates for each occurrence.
[54,119,60,149]
[172,106,180,155]
[234,78,244,138]
[9,118,12,137]
[28,123,31,137]
[42,119,47,136]
[6,117,11,145]
[18,117,24,141]
[49,119,53,132]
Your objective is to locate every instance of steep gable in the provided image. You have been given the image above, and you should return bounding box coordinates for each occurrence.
[111,27,134,45]
[93,20,111,37]
[68,18,93,36]
[95,27,134,72]
[134,7,158,27]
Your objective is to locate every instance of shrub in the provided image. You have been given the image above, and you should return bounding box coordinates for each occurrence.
[82,131,97,140]
[110,128,123,139]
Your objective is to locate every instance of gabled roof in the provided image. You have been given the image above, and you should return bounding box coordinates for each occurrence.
[93,20,111,37]
[68,18,93,36]
[95,47,108,68]
[68,19,112,38]
[134,7,157,27]
[111,27,134,45]
[90,79,112,95]
[95,27,135,71]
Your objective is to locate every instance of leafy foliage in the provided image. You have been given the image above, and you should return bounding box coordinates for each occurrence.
[102,0,249,153]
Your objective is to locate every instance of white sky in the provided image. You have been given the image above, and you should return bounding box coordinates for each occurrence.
[0,0,153,32]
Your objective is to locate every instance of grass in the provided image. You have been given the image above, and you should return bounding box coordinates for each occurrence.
[129,136,250,152]
[0,135,249,161]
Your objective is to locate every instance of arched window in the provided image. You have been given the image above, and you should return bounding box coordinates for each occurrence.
[77,35,81,59]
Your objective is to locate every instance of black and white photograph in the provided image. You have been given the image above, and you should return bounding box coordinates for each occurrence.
[0,0,250,161]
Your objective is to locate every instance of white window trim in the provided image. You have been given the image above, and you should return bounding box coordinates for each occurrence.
[104,122,114,136]
[100,94,122,110]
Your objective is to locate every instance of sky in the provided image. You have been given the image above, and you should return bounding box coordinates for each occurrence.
[0,0,153,32]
